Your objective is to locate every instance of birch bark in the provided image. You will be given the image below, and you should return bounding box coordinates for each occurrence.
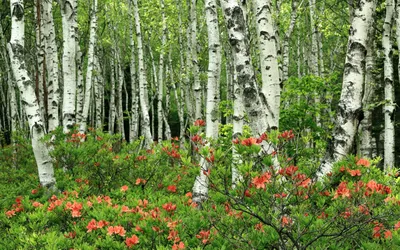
[221,0,268,136]
[59,0,77,133]
[132,0,153,147]
[253,0,281,129]
[318,0,377,177]
[192,0,221,205]
[383,0,394,171]
[80,0,98,134]
[8,0,56,189]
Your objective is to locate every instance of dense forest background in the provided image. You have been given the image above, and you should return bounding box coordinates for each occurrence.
[0,0,399,175]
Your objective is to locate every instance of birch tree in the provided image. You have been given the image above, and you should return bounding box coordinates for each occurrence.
[192,0,221,205]
[253,0,281,129]
[129,0,139,142]
[318,0,377,177]
[59,0,77,133]
[8,0,56,190]
[132,0,153,147]
[383,0,394,170]
[80,0,98,134]
[221,0,268,136]
[42,0,60,131]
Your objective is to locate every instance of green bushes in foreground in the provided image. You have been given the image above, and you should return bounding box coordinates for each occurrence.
[1,125,400,249]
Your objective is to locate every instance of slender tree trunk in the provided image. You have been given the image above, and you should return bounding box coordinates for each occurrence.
[184,0,194,124]
[59,0,77,133]
[253,0,281,129]
[190,0,202,121]
[383,0,394,171]
[116,48,125,139]
[133,0,153,147]
[158,0,167,142]
[129,0,139,141]
[80,0,98,134]
[192,0,221,205]
[282,0,302,82]
[221,0,268,136]
[8,0,56,190]
[109,56,116,134]
[94,55,103,129]
[43,0,60,131]
[318,0,377,177]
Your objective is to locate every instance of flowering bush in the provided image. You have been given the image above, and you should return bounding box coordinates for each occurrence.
[1,127,400,249]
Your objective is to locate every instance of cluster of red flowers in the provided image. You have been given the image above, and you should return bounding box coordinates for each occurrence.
[5,196,24,218]
[65,201,83,217]
[67,132,86,143]
[162,144,181,159]
[125,235,139,248]
[194,119,206,127]
[162,202,177,213]
[232,133,268,146]
[196,230,211,244]
[251,172,272,189]
[86,219,109,232]
[107,225,126,237]
[334,179,391,199]
[278,130,295,140]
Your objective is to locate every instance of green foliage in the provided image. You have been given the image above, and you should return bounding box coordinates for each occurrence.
[1,128,400,249]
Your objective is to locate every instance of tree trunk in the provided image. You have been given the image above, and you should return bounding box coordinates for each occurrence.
[132,0,153,147]
[383,0,394,171]
[8,0,56,190]
[43,0,60,131]
[80,0,98,134]
[60,0,77,133]
[129,0,139,142]
[318,0,377,177]
[253,0,281,129]
[221,0,268,136]
[192,0,221,205]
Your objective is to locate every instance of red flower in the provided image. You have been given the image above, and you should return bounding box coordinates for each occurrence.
[66,201,83,217]
[32,201,43,208]
[191,134,202,143]
[107,225,126,237]
[333,182,351,199]
[167,229,180,242]
[31,189,38,194]
[254,222,264,232]
[278,166,298,177]
[196,230,211,244]
[356,158,370,167]
[162,202,177,213]
[121,185,129,192]
[194,119,206,126]
[347,169,361,176]
[394,221,400,231]
[385,230,392,239]
[241,137,258,146]
[135,178,146,185]
[281,216,292,227]
[297,178,311,188]
[256,133,268,143]
[167,185,177,193]
[5,210,16,218]
[172,241,185,250]
[251,172,272,189]
[126,235,139,248]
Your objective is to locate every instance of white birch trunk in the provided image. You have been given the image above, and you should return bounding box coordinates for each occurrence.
[60,0,77,133]
[116,49,125,139]
[94,55,103,129]
[79,0,98,134]
[221,0,268,136]
[129,0,139,141]
[192,0,221,204]
[184,1,194,123]
[253,0,281,129]
[8,0,56,189]
[158,0,167,142]
[191,0,202,121]
[282,0,302,82]
[43,0,60,131]
[109,56,116,134]
[318,0,377,177]
[133,0,153,147]
[383,0,394,171]
[359,25,376,158]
